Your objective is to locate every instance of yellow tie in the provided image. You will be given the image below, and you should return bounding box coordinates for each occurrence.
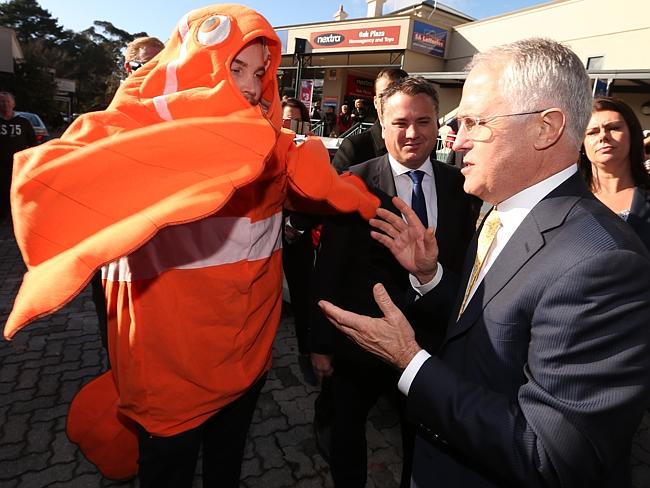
[459,209,501,316]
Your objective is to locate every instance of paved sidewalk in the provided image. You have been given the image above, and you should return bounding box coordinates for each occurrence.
[0,221,402,487]
[0,219,649,487]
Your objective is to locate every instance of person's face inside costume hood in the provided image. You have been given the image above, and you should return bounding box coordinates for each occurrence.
[113,4,281,129]
[230,40,266,106]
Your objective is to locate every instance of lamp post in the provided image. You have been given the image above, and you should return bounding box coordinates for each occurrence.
[293,38,310,99]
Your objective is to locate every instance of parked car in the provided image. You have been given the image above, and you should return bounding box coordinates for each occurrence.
[15,111,50,144]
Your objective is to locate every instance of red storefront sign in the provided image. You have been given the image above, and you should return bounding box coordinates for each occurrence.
[299,79,314,111]
[346,74,374,98]
[310,26,401,49]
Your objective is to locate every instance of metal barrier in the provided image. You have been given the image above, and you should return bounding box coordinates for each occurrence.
[339,122,373,138]
[310,119,326,137]
[435,135,453,162]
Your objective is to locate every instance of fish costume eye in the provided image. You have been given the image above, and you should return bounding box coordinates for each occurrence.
[197,15,231,46]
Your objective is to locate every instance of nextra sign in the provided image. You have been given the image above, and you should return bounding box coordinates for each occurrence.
[309,25,401,50]
[314,33,345,46]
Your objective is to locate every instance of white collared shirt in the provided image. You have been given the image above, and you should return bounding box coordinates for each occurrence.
[398,164,578,395]
[387,154,438,230]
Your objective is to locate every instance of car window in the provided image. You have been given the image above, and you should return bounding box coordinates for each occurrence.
[16,112,46,129]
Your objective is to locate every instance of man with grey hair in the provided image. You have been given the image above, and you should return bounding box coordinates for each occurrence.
[319,38,650,487]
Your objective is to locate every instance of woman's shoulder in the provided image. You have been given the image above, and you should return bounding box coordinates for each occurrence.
[634,185,650,204]
[628,186,650,251]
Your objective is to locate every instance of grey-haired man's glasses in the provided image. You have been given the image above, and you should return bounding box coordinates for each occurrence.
[456,109,547,142]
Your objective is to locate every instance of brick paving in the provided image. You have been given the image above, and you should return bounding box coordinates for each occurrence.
[0,220,402,487]
[0,218,648,487]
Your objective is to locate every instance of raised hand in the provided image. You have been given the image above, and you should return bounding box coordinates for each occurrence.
[370,196,439,284]
[318,283,422,369]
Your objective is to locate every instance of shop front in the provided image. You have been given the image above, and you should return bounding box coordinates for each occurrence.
[274,4,469,122]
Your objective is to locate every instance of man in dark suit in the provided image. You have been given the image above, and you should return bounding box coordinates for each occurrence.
[319,38,650,487]
[332,68,408,172]
[311,77,479,487]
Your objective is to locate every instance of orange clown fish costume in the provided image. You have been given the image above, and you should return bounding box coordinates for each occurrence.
[4,3,378,480]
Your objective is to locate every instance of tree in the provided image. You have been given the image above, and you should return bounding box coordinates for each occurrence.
[13,42,58,121]
[57,21,147,111]
[0,0,64,46]
[1,0,152,116]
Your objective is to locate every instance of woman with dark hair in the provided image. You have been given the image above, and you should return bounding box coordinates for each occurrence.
[580,96,650,249]
[282,97,310,121]
[281,97,312,136]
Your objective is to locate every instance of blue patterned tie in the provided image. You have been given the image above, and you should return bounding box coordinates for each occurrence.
[408,170,428,228]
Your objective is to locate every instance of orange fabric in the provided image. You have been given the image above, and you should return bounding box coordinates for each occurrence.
[67,372,138,480]
[5,4,378,339]
[105,190,285,436]
[5,3,378,479]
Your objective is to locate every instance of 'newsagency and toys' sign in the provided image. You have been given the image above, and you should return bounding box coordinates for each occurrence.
[310,26,401,50]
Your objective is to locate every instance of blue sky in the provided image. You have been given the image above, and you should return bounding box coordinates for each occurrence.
[36,0,549,41]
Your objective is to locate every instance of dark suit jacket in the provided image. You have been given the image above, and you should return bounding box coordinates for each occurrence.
[310,154,480,361]
[628,186,650,250]
[407,173,650,487]
[331,121,386,173]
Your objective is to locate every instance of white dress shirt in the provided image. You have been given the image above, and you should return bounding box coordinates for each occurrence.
[387,154,437,229]
[398,164,578,395]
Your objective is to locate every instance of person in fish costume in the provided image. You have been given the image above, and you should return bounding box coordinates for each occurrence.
[3,4,379,487]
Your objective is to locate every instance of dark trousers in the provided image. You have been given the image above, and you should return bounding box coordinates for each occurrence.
[90,271,108,351]
[282,236,314,355]
[0,173,10,222]
[329,358,414,488]
[137,373,267,488]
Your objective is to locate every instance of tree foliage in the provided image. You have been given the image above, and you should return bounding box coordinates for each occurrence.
[13,40,58,119]
[0,0,153,122]
[0,0,64,45]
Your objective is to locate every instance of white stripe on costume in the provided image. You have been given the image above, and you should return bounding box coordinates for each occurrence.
[102,213,283,282]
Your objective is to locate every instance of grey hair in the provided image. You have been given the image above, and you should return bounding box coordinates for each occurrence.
[466,38,591,149]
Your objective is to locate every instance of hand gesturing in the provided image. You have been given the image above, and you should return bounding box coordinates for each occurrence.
[370,196,439,285]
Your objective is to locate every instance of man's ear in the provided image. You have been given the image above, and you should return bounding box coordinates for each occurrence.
[373,96,380,114]
[534,108,565,150]
[379,114,386,139]
[124,62,132,75]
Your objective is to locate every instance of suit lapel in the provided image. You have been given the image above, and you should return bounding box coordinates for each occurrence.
[629,187,650,228]
[370,154,397,196]
[446,172,586,342]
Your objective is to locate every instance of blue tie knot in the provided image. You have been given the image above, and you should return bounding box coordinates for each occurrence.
[408,170,425,186]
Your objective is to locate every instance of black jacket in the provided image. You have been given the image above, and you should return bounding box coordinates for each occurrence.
[628,186,650,250]
[332,121,385,172]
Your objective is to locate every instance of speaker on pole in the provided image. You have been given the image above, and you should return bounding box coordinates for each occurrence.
[294,38,311,54]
